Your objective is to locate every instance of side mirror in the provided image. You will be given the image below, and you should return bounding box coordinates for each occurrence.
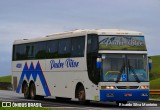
[148,57,152,72]
[96,58,102,69]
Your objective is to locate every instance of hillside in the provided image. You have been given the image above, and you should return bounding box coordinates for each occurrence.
[0,75,11,83]
[150,55,160,80]
[150,78,160,89]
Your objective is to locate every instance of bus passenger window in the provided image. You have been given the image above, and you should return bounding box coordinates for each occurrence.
[71,36,85,57]
[34,42,46,59]
[46,40,58,58]
[58,38,71,58]
[25,44,34,59]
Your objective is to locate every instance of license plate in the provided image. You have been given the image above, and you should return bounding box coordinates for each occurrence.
[124,93,132,97]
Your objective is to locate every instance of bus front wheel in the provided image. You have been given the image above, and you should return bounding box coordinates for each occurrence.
[77,86,89,104]
[78,86,85,102]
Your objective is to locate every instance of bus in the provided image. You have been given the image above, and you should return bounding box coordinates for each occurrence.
[12,29,149,104]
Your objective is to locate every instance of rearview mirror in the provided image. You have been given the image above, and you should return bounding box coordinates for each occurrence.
[148,57,152,72]
[96,58,102,69]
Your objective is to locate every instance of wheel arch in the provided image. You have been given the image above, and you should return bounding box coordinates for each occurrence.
[75,82,85,98]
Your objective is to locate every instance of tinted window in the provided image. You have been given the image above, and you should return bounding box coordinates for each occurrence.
[71,36,85,57]
[58,39,71,58]
[46,40,58,58]
[25,43,34,59]
[14,44,26,60]
[12,45,15,60]
[13,36,85,61]
[34,42,46,59]
[13,43,35,60]
[87,34,99,85]
[87,34,98,53]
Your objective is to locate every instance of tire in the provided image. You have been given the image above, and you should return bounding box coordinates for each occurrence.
[23,83,30,99]
[78,86,89,104]
[29,83,36,100]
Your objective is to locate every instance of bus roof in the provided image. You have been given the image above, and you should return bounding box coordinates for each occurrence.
[13,29,144,45]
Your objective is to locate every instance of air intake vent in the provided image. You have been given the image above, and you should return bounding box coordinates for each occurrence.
[117,86,139,89]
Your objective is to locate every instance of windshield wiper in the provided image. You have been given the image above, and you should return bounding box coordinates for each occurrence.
[128,60,140,83]
[116,60,125,83]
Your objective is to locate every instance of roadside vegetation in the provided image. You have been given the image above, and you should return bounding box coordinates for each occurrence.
[149,55,160,89]
[0,75,11,83]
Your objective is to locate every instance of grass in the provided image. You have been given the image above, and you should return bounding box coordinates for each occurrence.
[0,107,51,110]
[0,101,60,110]
[0,75,11,83]
[149,55,160,90]
[150,78,160,89]
[0,102,52,110]
[150,56,160,80]
[150,95,160,100]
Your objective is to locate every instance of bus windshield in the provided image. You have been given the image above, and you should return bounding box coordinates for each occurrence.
[101,54,148,82]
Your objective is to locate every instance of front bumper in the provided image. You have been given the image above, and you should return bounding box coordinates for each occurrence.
[100,89,149,101]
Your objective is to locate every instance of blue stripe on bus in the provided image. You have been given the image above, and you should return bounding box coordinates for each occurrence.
[100,89,149,101]
[16,61,51,96]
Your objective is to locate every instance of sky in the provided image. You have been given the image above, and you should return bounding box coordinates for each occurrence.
[0,0,160,76]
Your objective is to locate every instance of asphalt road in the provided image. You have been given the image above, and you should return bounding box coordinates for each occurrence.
[0,90,160,110]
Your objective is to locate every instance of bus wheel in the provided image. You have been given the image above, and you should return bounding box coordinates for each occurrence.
[78,86,90,104]
[23,83,30,99]
[78,86,85,101]
[29,83,36,100]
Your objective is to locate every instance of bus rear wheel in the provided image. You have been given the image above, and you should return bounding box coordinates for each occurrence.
[23,83,30,99]
[29,83,36,100]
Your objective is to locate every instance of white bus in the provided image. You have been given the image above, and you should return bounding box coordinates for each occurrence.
[12,29,149,104]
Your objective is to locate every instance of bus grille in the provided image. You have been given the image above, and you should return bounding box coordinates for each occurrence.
[116,86,139,89]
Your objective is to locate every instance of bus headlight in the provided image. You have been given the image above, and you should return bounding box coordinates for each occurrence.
[139,85,149,89]
[101,86,116,90]
[106,86,116,90]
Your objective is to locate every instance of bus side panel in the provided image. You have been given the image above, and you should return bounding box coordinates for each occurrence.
[44,58,99,100]
[12,60,47,96]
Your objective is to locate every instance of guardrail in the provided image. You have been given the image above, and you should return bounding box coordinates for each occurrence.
[0,82,12,90]
[150,89,160,95]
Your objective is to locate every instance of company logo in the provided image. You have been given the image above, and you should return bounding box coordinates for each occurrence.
[16,62,51,96]
[50,58,79,69]
[2,102,11,107]
[16,63,22,68]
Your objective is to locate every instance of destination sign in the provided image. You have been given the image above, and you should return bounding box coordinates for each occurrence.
[99,36,146,51]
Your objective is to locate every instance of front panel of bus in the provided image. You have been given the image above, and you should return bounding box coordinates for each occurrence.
[87,34,149,102]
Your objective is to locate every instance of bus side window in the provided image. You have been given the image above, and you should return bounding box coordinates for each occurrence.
[58,38,71,58]
[14,44,26,60]
[46,40,58,58]
[12,45,16,61]
[71,36,85,57]
[25,44,35,59]
[34,42,46,59]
